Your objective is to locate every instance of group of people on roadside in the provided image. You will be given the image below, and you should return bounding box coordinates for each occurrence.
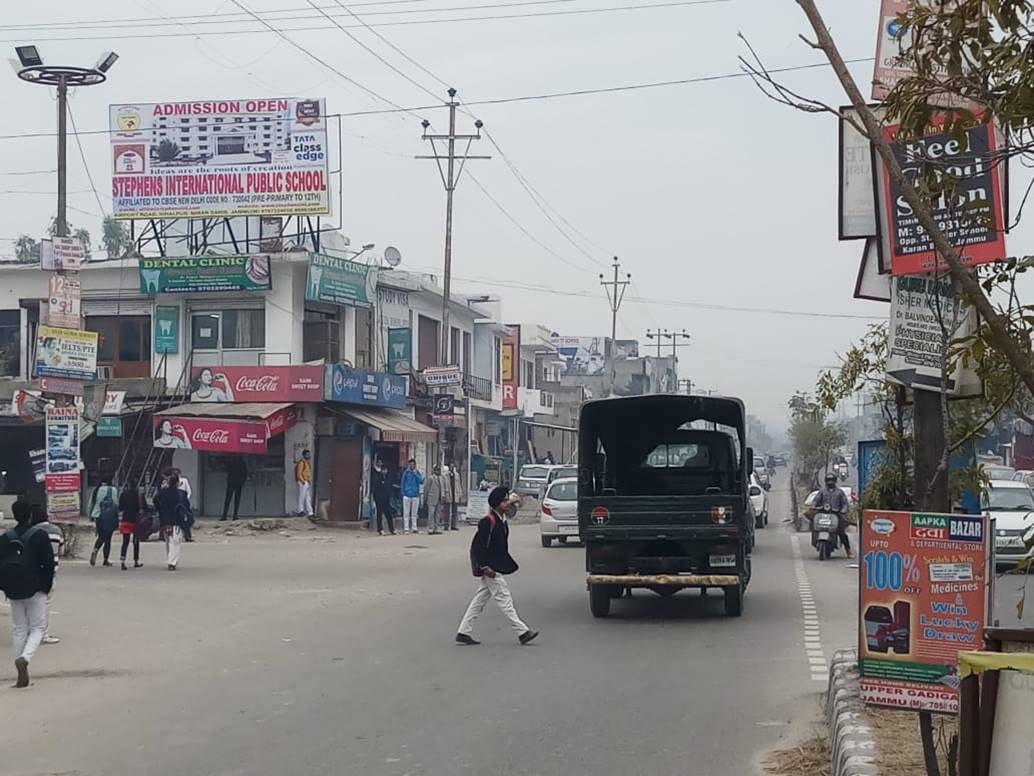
[86,470,194,573]
[371,458,461,535]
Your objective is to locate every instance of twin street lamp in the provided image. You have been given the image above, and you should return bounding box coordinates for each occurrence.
[11,45,118,237]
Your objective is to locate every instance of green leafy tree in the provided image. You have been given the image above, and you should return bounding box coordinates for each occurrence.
[788,391,846,491]
[14,235,39,264]
[157,139,180,162]
[101,216,130,258]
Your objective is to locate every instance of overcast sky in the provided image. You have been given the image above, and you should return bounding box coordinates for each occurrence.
[2,0,1020,433]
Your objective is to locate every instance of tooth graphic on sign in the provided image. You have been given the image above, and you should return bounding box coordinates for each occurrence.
[309,266,323,298]
[159,320,172,336]
[141,268,162,293]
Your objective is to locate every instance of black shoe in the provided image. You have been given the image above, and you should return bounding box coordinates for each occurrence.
[102,560,112,567]
[455,633,480,646]
[134,562,143,568]
[121,561,127,571]
[14,657,29,688]
[219,517,228,522]
[518,630,539,645]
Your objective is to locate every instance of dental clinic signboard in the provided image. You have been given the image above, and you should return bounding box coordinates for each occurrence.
[110,98,330,219]
[305,252,375,308]
[325,365,406,409]
[858,509,990,713]
[139,255,272,294]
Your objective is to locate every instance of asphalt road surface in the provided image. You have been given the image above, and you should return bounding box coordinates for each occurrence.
[1,480,868,776]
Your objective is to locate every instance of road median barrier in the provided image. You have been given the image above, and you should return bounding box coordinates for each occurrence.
[826,648,878,776]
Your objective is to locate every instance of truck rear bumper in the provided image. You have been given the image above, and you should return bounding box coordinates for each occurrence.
[587,573,741,589]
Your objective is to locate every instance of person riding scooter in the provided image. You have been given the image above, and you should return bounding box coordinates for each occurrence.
[811,473,853,558]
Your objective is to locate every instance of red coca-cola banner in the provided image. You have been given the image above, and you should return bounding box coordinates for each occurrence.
[153,416,270,453]
[188,365,323,403]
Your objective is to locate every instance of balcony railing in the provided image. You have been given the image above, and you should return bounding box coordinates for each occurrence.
[463,373,493,402]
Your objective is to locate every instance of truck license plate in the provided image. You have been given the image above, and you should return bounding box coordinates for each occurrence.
[710,554,736,568]
[818,531,831,541]
[559,525,579,535]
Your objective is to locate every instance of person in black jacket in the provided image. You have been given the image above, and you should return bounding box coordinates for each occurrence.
[0,499,55,687]
[455,486,538,646]
[154,474,189,571]
[371,459,396,535]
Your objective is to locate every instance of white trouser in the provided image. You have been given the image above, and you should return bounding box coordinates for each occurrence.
[403,496,420,531]
[10,592,47,664]
[165,526,182,567]
[296,481,313,516]
[457,575,528,636]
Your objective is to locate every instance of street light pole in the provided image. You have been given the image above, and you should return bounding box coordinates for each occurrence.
[56,76,67,237]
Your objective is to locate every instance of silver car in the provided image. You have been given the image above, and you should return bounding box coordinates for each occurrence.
[515,464,555,499]
[539,478,578,547]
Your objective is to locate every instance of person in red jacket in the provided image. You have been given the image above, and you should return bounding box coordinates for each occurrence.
[455,486,539,646]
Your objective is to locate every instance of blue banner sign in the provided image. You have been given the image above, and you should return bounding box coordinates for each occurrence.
[325,365,407,409]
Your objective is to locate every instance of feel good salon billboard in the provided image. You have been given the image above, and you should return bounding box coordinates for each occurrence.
[110,98,331,219]
[858,510,990,713]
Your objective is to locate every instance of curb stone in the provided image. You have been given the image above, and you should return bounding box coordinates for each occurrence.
[827,648,879,776]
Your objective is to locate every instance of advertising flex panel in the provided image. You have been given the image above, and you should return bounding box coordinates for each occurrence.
[110,98,331,219]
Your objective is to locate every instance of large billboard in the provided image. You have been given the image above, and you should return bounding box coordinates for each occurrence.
[550,336,608,377]
[858,509,989,713]
[110,98,331,219]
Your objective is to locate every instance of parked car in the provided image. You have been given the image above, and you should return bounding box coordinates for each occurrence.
[982,464,1017,481]
[983,479,1034,568]
[1011,470,1034,487]
[539,478,579,547]
[771,454,787,467]
[749,472,769,528]
[514,464,555,499]
[547,464,578,484]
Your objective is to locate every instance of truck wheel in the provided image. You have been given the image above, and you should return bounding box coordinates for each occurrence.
[589,584,611,617]
[541,536,552,548]
[723,585,744,617]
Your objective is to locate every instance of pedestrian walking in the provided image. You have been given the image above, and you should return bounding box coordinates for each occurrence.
[0,499,56,687]
[118,485,145,571]
[294,449,314,517]
[372,459,396,535]
[400,459,424,534]
[88,475,120,567]
[155,473,190,571]
[455,486,538,646]
[176,471,195,542]
[442,463,460,531]
[222,455,248,521]
[30,504,62,645]
[425,465,444,534]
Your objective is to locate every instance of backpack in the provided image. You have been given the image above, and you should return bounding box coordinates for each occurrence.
[0,527,41,599]
[469,513,498,577]
[99,490,120,532]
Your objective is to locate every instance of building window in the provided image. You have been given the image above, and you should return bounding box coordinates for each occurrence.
[462,331,472,376]
[190,310,264,352]
[303,308,340,363]
[493,337,502,385]
[0,309,19,377]
[86,315,151,378]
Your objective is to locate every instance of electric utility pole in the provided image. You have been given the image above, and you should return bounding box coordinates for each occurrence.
[600,257,631,387]
[417,89,489,366]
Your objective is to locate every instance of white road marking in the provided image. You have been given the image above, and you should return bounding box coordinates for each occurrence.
[791,534,827,681]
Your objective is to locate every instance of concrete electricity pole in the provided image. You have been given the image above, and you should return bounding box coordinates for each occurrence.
[600,257,630,380]
[417,89,489,366]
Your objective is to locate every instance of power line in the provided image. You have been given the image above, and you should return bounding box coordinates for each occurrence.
[0,59,872,143]
[67,102,108,217]
[0,0,735,41]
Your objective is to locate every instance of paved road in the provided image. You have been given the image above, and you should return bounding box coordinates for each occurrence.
[1,479,861,776]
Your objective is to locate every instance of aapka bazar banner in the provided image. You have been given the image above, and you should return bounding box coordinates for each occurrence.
[858,510,989,714]
[140,255,272,294]
[153,408,295,454]
[877,114,1006,277]
[188,365,323,403]
[110,98,330,220]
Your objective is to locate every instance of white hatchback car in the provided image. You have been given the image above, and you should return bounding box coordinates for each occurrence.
[539,477,579,547]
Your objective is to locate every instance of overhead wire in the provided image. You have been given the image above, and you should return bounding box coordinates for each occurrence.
[0,0,736,41]
[67,101,109,217]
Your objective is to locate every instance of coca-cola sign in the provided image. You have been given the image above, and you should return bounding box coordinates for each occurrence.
[153,416,269,453]
[189,365,323,403]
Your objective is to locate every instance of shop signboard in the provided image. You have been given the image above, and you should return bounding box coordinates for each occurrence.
[139,255,272,294]
[39,377,86,397]
[47,491,80,524]
[29,449,46,483]
[325,364,407,409]
[189,365,323,403]
[839,106,883,240]
[45,406,80,492]
[433,394,455,426]
[857,439,887,503]
[886,273,978,394]
[502,328,520,411]
[40,235,86,271]
[12,390,47,423]
[47,275,81,329]
[466,490,490,524]
[876,115,1006,277]
[153,415,270,453]
[305,252,375,308]
[109,98,331,220]
[154,305,179,353]
[423,365,462,387]
[96,417,123,437]
[35,325,98,381]
[387,327,412,375]
[858,509,989,713]
[549,335,608,377]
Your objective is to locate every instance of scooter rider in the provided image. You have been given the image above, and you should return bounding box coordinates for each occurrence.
[813,473,853,558]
